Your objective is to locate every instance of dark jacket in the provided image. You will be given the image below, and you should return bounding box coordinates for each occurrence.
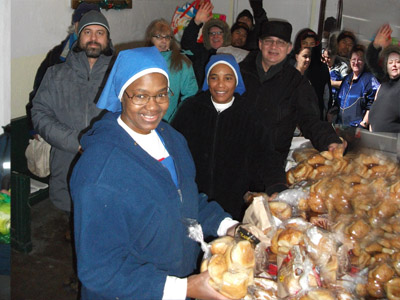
[180,19,230,86]
[243,0,268,51]
[366,42,386,82]
[369,77,400,132]
[171,91,287,220]
[71,112,229,299]
[240,51,342,163]
[305,45,333,120]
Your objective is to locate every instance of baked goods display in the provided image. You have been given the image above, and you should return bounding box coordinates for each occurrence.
[282,147,400,299]
[200,146,399,299]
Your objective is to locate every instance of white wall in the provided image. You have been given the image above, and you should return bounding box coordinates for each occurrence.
[0,0,11,132]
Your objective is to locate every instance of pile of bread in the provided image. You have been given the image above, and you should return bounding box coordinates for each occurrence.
[278,146,400,299]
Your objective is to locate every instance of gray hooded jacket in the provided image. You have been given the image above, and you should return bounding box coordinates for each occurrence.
[31,44,114,212]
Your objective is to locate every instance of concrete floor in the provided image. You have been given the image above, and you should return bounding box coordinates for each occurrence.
[11,198,78,300]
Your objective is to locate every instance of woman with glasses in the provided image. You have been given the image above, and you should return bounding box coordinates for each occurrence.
[70,47,237,300]
[145,19,198,122]
[180,1,231,86]
[336,45,380,128]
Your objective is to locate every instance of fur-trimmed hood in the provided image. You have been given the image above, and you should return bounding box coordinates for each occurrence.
[202,19,231,50]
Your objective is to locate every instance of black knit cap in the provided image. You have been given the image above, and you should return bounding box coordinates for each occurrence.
[231,22,249,34]
[260,20,292,42]
[77,10,110,35]
[72,2,100,24]
[236,9,254,25]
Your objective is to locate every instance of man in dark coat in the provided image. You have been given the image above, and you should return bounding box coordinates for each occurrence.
[240,20,344,165]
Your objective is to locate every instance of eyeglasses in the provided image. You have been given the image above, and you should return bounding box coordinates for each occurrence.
[262,38,288,47]
[124,88,174,106]
[152,34,172,41]
[208,31,223,36]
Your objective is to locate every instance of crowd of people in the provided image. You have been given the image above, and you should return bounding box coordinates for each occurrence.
[27,0,399,299]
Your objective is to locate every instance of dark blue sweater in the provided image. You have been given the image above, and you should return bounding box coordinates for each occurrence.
[70,112,230,299]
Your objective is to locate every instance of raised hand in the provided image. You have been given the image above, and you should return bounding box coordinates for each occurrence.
[373,24,392,49]
[194,1,214,26]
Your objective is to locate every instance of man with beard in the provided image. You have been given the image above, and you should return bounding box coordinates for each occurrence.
[31,10,114,246]
[26,2,100,139]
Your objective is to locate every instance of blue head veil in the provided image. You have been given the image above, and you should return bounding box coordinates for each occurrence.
[201,54,246,95]
[97,46,170,113]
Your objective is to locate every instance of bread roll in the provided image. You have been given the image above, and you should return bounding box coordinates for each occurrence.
[269,202,292,220]
[219,271,249,299]
[385,277,400,300]
[270,228,284,254]
[210,236,234,255]
[366,277,385,298]
[229,240,255,270]
[347,219,370,240]
[369,263,395,283]
[208,254,228,284]
[277,228,303,251]
[292,148,319,163]
[307,154,326,166]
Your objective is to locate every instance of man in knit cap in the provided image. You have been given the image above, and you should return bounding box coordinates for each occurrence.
[31,9,115,291]
[32,9,114,238]
[26,2,100,137]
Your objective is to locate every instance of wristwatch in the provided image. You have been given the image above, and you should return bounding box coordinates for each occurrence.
[361,121,368,127]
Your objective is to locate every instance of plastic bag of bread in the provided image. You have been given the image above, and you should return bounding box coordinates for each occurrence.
[243,192,276,239]
[247,277,278,300]
[202,236,256,299]
[303,226,337,266]
[277,245,320,299]
[271,189,310,221]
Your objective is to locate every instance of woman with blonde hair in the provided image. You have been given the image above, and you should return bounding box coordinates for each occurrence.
[145,18,198,122]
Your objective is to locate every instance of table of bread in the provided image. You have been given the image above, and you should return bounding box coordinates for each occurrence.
[200,142,400,300]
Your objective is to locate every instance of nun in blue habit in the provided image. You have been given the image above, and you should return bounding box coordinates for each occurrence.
[172,53,288,221]
[69,47,237,300]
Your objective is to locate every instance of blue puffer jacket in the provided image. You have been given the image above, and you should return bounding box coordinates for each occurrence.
[70,112,229,300]
[337,71,380,127]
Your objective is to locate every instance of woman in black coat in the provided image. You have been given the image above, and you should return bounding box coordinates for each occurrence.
[172,54,287,220]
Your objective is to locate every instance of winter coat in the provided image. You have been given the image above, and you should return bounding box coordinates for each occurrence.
[336,71,380,127]
[160,51,198,122]
[26,34,76,133]
[180,18,231,86]
[172,91,287,220]
[31,46,114,212]
[369,77,400,132]
[70,112,229,300]
[240,51,342,163]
